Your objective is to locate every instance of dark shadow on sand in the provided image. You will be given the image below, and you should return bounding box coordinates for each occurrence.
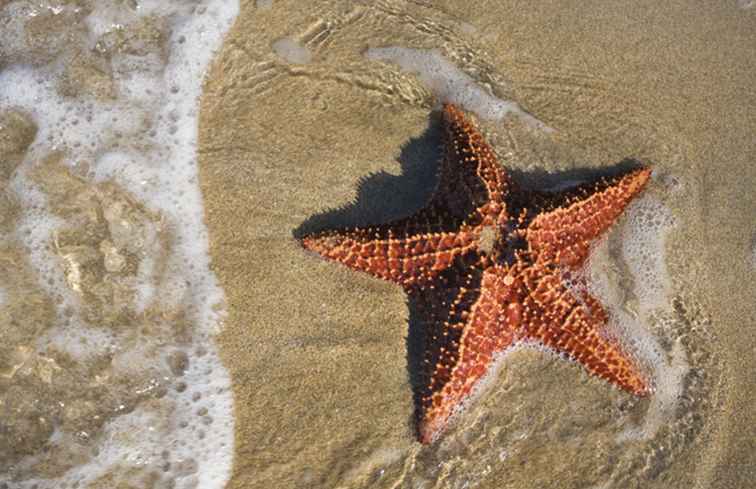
[292,113,445,240]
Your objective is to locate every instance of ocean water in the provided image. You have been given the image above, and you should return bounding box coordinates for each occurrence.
[0,1,239,488]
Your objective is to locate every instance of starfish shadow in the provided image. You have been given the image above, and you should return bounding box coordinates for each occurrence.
[509,158,647,192]
[292,114,444,239]
[292,113,450,435]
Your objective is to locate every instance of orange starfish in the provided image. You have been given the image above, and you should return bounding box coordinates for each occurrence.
[299,104,652,444]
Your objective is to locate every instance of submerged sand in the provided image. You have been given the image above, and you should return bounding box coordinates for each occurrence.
[198,1,755,488]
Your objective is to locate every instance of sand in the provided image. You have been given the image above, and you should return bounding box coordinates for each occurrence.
[198,1,756,488]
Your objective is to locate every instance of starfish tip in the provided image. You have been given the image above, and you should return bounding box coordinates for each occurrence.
[442,102,465,122]
[416,413,446,445]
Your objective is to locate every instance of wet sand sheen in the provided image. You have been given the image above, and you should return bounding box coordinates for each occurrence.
[198,1,756,488]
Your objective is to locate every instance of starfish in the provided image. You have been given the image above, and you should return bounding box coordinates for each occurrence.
[298,104,652,444]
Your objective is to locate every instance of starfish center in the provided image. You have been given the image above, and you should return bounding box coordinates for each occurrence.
[477,225,497,255]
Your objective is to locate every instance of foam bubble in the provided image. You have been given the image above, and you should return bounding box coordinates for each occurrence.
[0,1,239,488]
[365,47,553,131]
[272,36,313,64]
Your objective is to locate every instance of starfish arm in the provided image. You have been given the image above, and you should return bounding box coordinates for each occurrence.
[440,104,511,223]
[518,266,649,396]
[300,105,512,286]
[413,264,518,444]
[300,224,479,287]
[525,166,652,268]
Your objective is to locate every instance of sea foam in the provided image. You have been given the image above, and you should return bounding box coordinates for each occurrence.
[0,1,238,488]
[365,46,553,131]
[586,193,685,441]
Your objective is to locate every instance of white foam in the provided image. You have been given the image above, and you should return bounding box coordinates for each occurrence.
[0,1,239,488]
[585,195,685,441]
[619,196,676,316]
[37,323,117,362]
[365,47,553,131]
[10,181,71,311]
[272,36,313,64]
[616,332,688,442]
[256,0,274,9]
[737,0,754,9]
[0,2,33,63]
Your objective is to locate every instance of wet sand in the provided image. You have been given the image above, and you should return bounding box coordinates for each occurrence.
[199,1,756,488]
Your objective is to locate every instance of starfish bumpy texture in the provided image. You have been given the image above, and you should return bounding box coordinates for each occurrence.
[299,104,652,444]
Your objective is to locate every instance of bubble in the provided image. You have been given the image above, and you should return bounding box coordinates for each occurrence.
[167,350,190,377]
[272,37,313,65]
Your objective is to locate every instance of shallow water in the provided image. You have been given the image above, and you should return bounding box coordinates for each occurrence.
[0,1,237,488]
[2,1,755,488]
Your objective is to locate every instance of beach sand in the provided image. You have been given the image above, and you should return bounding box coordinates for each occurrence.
[198,1,756,488]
